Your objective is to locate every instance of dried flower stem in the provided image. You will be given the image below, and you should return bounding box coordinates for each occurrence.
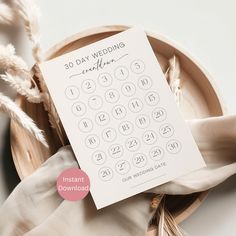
[158,202,186,236]
[14,0,66,145]
[166,55,182,106]
[150,56,183,235]
[150,194,164,209]
[155,197,186,236]
[0,92,48,147]
[34,65,66,145]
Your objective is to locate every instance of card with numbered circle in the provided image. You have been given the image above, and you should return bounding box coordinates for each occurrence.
[39,27,205,209]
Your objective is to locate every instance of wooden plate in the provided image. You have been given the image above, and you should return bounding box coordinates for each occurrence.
[10,25,226,233]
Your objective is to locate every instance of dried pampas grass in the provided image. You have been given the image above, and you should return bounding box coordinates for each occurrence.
[0,92,48,147]
[0,3,15,25]
[33,65,66,145]
[150,195,186,236]
[0,43,43,103]
[0,2,48,148]
[152,56,182,235]
[0,44,32,81]
[0,73,42,103]
[166,55,182,106]
[158,205,185,236]
[151,56,183,236]
[13,0,66,145]
[13,0,42,62]
[0,1,65,145]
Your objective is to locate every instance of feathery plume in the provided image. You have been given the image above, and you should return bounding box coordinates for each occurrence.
[13,0,66,144]
[13,0,42,62]
[0,3,15,25]
[0,73,42,103]
[166,55,182,106]
[0,44,31,80]
[0,92,48,147]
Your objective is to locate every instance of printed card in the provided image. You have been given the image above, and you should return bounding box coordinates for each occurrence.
[39,27,205,209]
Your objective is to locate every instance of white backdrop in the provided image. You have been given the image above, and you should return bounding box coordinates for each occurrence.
[0,0,236,235]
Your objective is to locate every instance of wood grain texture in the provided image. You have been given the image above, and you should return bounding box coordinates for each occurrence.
[10,25,226,233]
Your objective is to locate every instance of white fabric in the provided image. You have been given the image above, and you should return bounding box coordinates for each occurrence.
[0,115,236,236]
[149,115,236,194]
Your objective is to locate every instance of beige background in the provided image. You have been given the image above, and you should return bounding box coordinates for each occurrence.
[0,0,236,235]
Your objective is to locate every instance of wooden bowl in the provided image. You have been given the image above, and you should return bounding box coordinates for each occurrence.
[10,25,226,234]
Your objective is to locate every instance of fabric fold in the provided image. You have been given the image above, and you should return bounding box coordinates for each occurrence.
[0,115,236,236]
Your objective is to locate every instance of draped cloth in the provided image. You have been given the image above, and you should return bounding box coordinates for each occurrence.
[0,115,236,236]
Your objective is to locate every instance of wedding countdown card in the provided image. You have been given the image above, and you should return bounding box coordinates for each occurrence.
[39,27,205,209]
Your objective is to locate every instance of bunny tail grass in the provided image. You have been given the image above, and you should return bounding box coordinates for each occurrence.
[0,92,48,147]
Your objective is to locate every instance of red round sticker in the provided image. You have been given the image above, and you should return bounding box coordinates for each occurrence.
[57,168,90,201]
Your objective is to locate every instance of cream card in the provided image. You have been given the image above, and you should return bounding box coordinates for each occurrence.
[39,27,205,209]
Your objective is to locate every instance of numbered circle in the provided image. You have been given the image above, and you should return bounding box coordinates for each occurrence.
[108,144,123,159]
[135,114,150,129]
[152,107,167,122]
[118,121,134,136]
[125,137,140,152]
[98,167,113,181]
[102,127,117,142]
[145,91,160,106]
[130,59,145,74]
[138,75,152,90]
[114,66,129,80]
[78,118,93,132]
[95,111,110,126]
[71,102,86,116]
[92,151,106,165]
[88,95,103,110]
[159,123,174,138]
[149,146,164,161]
[112,105,127,119]
[98,73,113,87]
[121,82,136,97]
[132,153,147,168]
[143,130,157,145]
[166,139,182,154]
[81,79,96,93]
[85,134,100,149]
[65,86,80,100]
[105,89,120,103]
[115,160,130,175]
[128,98,143,113]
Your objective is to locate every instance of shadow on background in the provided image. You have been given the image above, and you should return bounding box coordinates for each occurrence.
[2,124,20,195]
[212,172,236,196]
